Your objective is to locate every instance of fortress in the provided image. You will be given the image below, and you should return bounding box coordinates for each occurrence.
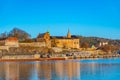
[36,29,80,49]
[51,29,80,49]
[21,30,80,49]
[0,29,80,50]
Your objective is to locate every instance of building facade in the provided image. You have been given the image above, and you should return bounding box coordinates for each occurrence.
[99,41,108,47]
[37,32,51,48]
[51,30,80,49]
[5,37,19,47]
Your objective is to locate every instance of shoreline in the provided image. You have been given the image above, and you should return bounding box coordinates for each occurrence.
[0,54,120,62]
[0,58,66,62]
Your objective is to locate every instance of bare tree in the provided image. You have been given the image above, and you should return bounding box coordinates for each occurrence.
[0,32,8,39]
[81,42,89,49]
[99,45,119,53]
[8,28,31,41]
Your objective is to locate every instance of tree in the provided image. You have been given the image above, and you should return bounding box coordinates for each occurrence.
[8,28,31,41]
[99,45,118,53]
[0,32,8,39]
[81,42,89,49]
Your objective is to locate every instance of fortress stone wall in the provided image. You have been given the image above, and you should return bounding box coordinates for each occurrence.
[19,42,46,47]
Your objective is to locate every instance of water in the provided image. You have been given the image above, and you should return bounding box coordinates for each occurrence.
[0,58,120,80]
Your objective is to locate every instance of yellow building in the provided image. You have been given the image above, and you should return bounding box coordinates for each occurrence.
[36,30,80,49]
[51,29,80,49]
[37,32,51,48]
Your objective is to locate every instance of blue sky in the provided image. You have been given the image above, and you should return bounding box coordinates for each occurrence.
[0,0,120,39]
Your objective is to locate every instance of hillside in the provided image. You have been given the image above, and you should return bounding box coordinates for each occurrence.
[78,36,120,49]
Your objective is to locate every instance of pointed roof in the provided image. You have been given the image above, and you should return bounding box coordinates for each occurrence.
[68,28,70,33]
[67,28,71,38]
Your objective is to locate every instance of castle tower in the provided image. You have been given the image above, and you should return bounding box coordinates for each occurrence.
[67,29,71,38]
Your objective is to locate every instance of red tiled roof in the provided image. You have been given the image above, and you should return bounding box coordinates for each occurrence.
[6,37,18,41]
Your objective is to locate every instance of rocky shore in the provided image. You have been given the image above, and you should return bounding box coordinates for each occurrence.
[0,46,119,62]
[0,53,120,62]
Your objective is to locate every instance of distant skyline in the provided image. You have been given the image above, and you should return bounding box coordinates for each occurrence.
[0,0,120,39]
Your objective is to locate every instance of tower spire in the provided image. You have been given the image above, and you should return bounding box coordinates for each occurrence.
[46,27,50,34]
[67,28,71,38]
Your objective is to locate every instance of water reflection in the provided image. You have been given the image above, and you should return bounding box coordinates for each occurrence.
[5,63,19,80]
[0,59,120,80]
[0,61,81,80]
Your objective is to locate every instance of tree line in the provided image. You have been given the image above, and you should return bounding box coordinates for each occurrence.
[0,28,31,41]
[78,36,119,53]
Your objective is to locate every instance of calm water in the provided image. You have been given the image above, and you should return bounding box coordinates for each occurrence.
[0,58,120,80]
